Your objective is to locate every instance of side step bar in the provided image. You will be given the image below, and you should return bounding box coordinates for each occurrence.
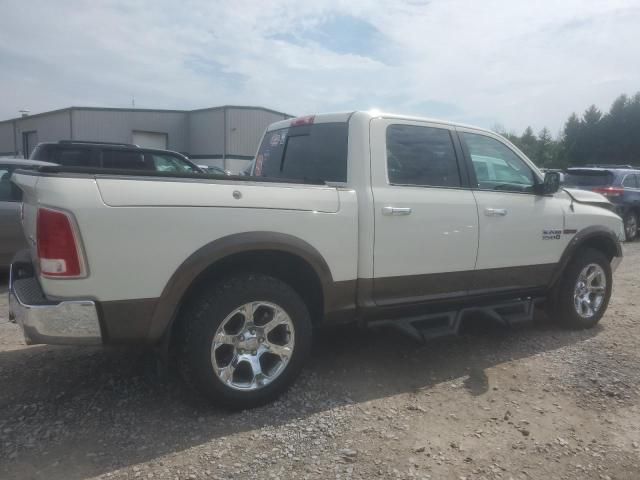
[368,298,538,343]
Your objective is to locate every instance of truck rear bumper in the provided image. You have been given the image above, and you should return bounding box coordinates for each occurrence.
[8,258,102,346]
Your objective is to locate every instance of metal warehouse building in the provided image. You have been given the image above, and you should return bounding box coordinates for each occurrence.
[0,105,292,173]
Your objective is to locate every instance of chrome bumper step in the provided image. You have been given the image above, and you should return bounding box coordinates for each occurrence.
[9,256,103,346]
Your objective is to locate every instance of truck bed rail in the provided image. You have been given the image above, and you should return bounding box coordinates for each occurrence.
[13,165,326,185]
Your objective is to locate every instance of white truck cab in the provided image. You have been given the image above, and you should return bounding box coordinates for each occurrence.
[9,111,624,408]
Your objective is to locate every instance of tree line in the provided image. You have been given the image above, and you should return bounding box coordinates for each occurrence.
[495,91,640,169]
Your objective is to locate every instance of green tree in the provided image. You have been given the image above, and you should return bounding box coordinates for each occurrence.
[495,91,640,168]
[562,112,583,166]
[536,127,555,167]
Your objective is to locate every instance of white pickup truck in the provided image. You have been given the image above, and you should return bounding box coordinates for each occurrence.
[9,111,624,408]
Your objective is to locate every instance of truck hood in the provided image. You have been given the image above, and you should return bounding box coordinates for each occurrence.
[562,188,614,211]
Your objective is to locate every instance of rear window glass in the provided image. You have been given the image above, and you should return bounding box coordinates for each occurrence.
[29,144,52,161]
[55,148,98,167]
[565,170,614,187]
[254,122,348,183]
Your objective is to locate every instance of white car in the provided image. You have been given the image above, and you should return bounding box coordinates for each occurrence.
[9,111,624,408]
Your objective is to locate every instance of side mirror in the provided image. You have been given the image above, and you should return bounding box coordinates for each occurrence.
[536,171,560,195]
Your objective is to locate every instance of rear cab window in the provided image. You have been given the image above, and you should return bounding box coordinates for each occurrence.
[254,122,348,183]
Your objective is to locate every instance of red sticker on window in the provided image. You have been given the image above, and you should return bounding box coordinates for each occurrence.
[255,154,264,176]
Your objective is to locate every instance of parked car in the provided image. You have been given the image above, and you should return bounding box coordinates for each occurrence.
[564,166,640,241]
[30,140,203,173]
[9,111,623,409]
[0,159,56,269]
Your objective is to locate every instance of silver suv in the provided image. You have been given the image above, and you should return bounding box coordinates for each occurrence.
[0,158,56,269]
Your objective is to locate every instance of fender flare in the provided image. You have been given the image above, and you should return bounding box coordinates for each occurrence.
[549,225,622,289]
[147,231,336,341]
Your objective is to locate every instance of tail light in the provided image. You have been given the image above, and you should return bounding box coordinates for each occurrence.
[37,208,86,278]
[593,186,624,198]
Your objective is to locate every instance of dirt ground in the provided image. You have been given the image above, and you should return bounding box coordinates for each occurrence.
[1,245,639,480]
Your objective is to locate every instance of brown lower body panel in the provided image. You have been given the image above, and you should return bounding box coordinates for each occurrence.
[96,264,556,344]
[371,263,555,307]
[98,298,158,344]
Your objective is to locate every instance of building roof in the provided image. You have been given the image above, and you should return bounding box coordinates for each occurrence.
[0,105,293,124]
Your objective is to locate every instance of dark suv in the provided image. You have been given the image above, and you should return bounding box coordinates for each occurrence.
[565,166,640,241]
[30,140,203,174]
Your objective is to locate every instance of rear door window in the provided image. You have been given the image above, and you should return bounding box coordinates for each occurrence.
[255,122,348,183]
[386,124,461,187]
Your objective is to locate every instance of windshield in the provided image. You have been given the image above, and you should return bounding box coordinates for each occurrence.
[564,170,614,187]
[254,122,348,183]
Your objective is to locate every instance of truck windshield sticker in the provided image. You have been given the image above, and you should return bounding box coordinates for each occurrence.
[254,154,264,176]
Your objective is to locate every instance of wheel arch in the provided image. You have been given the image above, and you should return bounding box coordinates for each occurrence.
[549,225,622,289]
[148,232,342,344]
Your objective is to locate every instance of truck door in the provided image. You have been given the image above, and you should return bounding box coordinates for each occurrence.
[456,128,567,293]
[370,118,479,306]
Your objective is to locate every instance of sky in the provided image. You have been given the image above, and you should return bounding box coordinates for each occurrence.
[1,0,639,134]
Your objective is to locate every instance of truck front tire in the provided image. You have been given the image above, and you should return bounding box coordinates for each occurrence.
[176,274,312,409]
[550,248,612,329]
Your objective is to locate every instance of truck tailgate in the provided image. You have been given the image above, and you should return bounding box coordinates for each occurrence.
[96,178,340,213]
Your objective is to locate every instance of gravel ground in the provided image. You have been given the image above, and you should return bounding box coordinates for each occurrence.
[1,245,640,480]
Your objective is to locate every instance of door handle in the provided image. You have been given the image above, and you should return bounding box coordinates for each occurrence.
[485,208,507,217]
[382,206,412,216]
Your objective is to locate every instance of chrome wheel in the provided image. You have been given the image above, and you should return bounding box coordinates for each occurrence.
[211,301,295,391]
[573,263,607,319]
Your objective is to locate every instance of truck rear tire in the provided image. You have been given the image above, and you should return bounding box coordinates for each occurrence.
[550,248,612,329]
[176,273,312,409]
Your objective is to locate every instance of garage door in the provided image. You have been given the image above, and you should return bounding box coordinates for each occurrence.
[132,131,167,149]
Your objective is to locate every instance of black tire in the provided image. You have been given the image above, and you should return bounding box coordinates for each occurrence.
[623,211,638,242]
[176,273,312,409]
[549,248,612,329]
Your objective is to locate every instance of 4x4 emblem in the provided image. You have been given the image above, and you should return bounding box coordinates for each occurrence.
[542,229,562,240]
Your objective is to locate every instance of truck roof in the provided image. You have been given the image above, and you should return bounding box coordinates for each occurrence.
[265,110,494,135]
